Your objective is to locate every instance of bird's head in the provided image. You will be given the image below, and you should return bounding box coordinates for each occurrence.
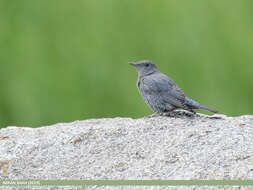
[129,60,159,76]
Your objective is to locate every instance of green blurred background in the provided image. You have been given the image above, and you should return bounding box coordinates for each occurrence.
[0,0,253,128]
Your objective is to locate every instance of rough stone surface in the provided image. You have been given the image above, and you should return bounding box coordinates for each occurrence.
[1,111,253,190]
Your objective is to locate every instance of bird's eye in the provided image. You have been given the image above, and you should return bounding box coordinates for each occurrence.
[145,63,149,67]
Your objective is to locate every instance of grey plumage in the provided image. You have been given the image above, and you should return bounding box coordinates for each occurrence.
[129,60,218,114]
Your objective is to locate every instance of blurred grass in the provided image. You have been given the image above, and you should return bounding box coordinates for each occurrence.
[0,0,253,127]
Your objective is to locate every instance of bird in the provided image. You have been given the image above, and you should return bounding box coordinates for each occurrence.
[129,60,218,114]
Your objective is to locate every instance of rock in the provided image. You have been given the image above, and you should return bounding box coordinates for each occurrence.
[1,111,253,190]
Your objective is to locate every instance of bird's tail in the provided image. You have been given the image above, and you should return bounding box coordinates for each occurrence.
[185,97,218,113]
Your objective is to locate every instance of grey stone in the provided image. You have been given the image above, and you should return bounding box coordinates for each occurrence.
[1,111,253,190]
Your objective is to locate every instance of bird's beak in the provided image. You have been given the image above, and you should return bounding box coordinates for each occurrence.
[128,62,137,67]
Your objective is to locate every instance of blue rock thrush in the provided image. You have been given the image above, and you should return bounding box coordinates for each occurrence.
[129,60,218,114]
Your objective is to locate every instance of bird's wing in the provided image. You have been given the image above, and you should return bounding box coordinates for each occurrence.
[141,73,186,108]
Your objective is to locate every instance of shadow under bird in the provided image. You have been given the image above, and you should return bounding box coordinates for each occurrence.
[129,60,218,114]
